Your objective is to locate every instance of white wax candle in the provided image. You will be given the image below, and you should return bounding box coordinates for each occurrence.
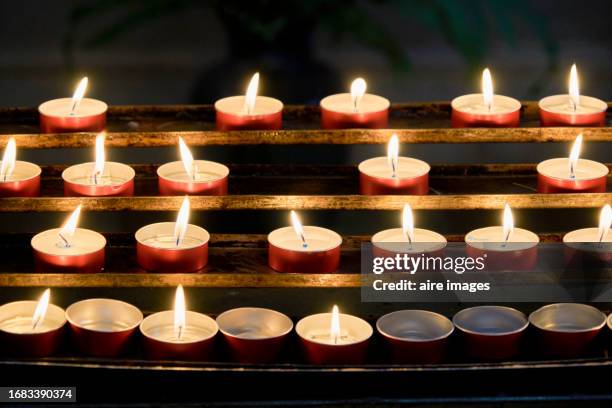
[0,301,66,334]
[216,307,293,340]
[296,312,372,346]
[372,227,446,253]
[157,161,229,183]
[140,310,217,344]
[452,94,521,115]
[537,158,608,181]
[215,96,283,116]
[358,157,430,180]
[38,98,107,118]
[31,228,106,256]
[62,162,135,186]
[563,227,611,253]
[465,226,539,252]
[0,161,40,183]
[135,222,209,250]
[320,93,390,114]
[539,95,607,115]
[268,226,341,252]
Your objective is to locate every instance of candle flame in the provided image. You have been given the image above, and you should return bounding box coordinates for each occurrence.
[387,134,399,178]
[71,77,88,114]
[178,137,198,181]
[568,133,582,179]
[402,204,415,244]
[0,137,16,181]
[174,285,186,340]
[330,305,340,345]
[174,197,190,247]
[92,132,106,184]
[244,72,259,115]
[290,210,307,247]
[58,204,81,247]
[482,68,494,111]
[502,204,514,243]
[31,288,50,331]
[598,204,612,243]
[350,77,367,112]
[569,64,580,111]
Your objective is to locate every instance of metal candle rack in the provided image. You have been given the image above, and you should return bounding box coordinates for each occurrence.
[0,102,611,404]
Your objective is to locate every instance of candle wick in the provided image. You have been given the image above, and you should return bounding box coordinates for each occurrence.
[58,232,70,248]
[31,316,42,331]
[300,233,308,248]
[569,162,576,179]
[177,324,183,341]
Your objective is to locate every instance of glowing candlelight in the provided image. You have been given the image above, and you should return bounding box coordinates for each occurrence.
[387,134,399,178]
[58,205,82,247]
[502,204,514,243]
[31,288,50,331]
[568,133,583,179]
[290,210,307,248]
[330,305,341,345]
[569,64,580,111]
[598,204,612,243]
[173,285,186,340]
[244,73,259,115]
[350,78,367,112]
[482,68,494,111]
[178,137,199,181]
[402,203,415,244]
[174,197,190,247]
[70,77,88,114]
[0,137,16,182]
[92,132,106,185]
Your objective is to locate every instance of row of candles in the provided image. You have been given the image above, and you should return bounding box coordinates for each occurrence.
[1,286,611,364]
[38,65,607,133]
[0,130,608,198]
[29,199,612,274]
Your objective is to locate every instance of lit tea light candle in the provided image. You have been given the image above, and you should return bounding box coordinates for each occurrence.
[136,196,210,273]
[157,137,229,196]
[39,77,107,133]
[215,73,283,130]
[539,64,607,127]
[372,204,446,264]
[140,285,218,360]
[217,307,293,363]
[451,68,521,127]
[0,289,66,357]
[31,205,106,273]
[63,132,135,196]
[66,298,143,358]
[0,137,41,197]
[296,305,373,364]
[465,204,539,270]
[320,77,390,129]
[537,134,608,193]
[563,204,612,266]
[358,134,430,195]
[268,210,342,273]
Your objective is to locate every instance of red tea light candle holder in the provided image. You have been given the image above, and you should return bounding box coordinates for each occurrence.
[215,73,283,130]
[465,204,539,271]
[31,205,106,274]
[376,310,453,364]
[216,307,293,364]
[268,210,341,274]
[63,132,135,197]
[453,305,528,361]
[563,204,612,266]
[0,138,41,197]
[539,65,607,127]
[136,197,210,273]
[537,134,608,193]
[0,289,66,357]
[140,286,218,361]
[157,137,229,196]
[39,77,107,133]
[66,298,143,358]
[371,204,446,267]
[296,305,372,365]
[529,303,606,358]
[320,77,390,129]
[451,68,521,128]
[359,134,430,195]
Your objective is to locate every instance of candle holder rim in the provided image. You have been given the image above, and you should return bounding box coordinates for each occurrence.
[372,227,447,248]
[268,226,342,253]
[451,93,522,112]
[538,94,608,113]
[31,228,107,256]
[358,156,430,179]
[453,305,528,337]
[135,222,210,250]
[38,97,108,118]
[0,300,66,334]
[140,310,219,344]
[157,160,229,183]
[65,298,143,333]
[214,95,284,116]
[536,158,609,181]
[216,307,293,340]
[563,227,612,247]
[62,161,136,185]
[295,312,373,346]
[320,92,390,113]
[0,160,42,183]
[376,309,454,342]
[528,303,606,333]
